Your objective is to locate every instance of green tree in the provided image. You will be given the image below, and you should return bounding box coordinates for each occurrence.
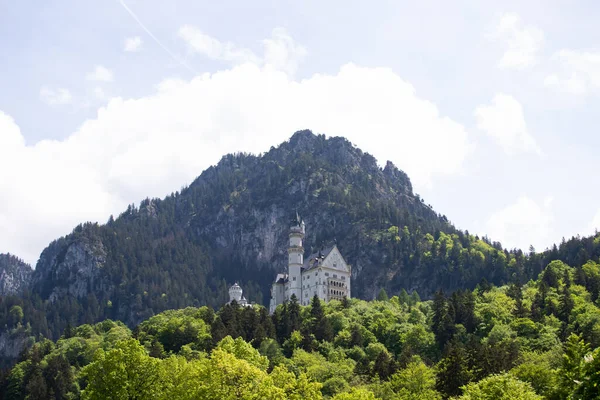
[9,305,24,327]
[457,374,542,399]
[310,295,333,342]
[390,356,441,400]
[332,387,376,400]
[377,288,389,302]
[436,339,471,398]
[215,336,269,370]
[81,339,163,400]
[559,333,590,398]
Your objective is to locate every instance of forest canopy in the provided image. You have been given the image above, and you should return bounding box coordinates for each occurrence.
[3,258,600,399]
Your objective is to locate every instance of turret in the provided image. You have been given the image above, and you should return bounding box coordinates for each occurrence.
[229,282,243,303]
[288,213,304,300]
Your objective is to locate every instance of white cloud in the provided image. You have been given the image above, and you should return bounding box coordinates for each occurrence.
[0,62,471,265]
[262,28,307,76]
[489,13,544,70]
[124,36,143,52]
[178,25,261,64]
[178,26,306,76]
[475,93,541,155]
[86,65,114,82]
[544,49,600,94]
[39,86,72,106]
[486,196,554,250]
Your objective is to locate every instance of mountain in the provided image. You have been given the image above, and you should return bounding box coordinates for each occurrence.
[0,254,32,296]
[1,130,599,347]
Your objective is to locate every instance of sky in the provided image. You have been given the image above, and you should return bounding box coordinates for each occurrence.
[1,0,600,266]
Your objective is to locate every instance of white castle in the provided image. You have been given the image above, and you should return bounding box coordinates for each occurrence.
[228,282,252,307]
[269,214,351,313]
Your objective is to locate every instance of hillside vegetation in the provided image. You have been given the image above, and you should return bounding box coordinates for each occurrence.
[4,258,600,399]
[2,131,600,353]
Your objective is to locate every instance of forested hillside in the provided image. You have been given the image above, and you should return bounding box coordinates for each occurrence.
[1,130,600,363]
[4,258,600,399]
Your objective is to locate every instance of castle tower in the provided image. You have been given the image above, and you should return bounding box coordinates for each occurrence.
[288,213,305,301]
[228,282,243,303]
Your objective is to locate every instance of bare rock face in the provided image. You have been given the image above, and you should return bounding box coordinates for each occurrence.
[0,254,33,296]
[32,226,108,301]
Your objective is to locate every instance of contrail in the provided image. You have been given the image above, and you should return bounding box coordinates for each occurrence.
[118,0,197,74]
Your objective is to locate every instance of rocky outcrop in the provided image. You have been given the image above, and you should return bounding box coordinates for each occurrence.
[0,328,34,365]
[32,225,108,301]
[0,254,33,296]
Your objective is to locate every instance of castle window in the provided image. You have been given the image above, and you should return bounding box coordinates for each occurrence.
[325,272,329,276]
[342,276,345,280]
[333,274,337,278]
[293,277,296,281]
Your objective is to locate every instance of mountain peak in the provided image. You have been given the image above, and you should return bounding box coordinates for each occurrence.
[287,129,322,152]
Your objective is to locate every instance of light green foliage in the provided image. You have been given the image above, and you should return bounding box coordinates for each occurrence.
[9,305,24,326]
[136,307,212,354]
[390,356,441,399]
[81,339,163,400]
[573,345,600,398]
[216,335,269,370]
[475,289,516,328]
[458,374,543,400]
[558,333,590,397]
[510,351,560,399]
[291,348,355,384]
[5,360,29,399]
[283,330,303,355]
[270,365,323,399]
[332,387,377,400]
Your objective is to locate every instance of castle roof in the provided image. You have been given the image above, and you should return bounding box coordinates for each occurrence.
[274,273,288,284]
[303,244,337,271]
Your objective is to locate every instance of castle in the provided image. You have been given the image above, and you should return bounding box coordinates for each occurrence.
[269,214,351,313]
[228,282,252,307]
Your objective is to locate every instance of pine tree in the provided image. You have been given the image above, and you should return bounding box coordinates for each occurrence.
[210,317,227,346]
[377,288,389,301]
[258,307,275,339]
[398,289,410,305]
[558,286,574,324]
[309,295,333,342]
[432,290,455,347]
[219,303,240,338]
[410,290,421,306]
[341,296,350,309]
[507,282,527,318]
[288,295,301,336]
[436,339,472,398]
